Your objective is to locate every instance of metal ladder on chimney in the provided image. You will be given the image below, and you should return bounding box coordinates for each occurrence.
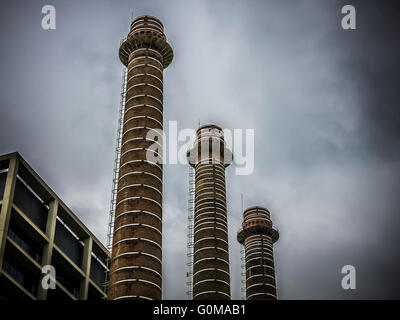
[240,244,246,300]
[104,65,127,295]
[186,166,195,299]
[240,194,246,300]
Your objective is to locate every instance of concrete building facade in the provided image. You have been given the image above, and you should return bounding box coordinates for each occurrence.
[0,152,109,300]
[108,15,173,300]
[237,206,279,300]
[187,125,232,300]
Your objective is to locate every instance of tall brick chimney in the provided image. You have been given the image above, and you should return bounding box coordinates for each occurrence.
[237,206,279,300]
[108,15,173,300]
[187,124,233,300]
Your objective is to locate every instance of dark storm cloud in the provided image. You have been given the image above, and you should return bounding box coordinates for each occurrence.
[0,0,399,299]
[327,0,400,160]
[0,0,123,240]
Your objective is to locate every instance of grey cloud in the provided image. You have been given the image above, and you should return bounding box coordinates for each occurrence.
[0,0,399,299]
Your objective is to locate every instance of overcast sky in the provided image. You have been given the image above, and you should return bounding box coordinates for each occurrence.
[0,0,399,299]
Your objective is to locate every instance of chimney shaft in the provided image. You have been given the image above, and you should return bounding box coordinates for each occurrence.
[108,15,173,300]
[187,124,232,300]
[237,206,279,300]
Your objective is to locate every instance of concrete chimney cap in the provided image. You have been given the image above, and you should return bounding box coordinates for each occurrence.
[131,15,164,26]
[197,124,223,132]
[244,206,270,213]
